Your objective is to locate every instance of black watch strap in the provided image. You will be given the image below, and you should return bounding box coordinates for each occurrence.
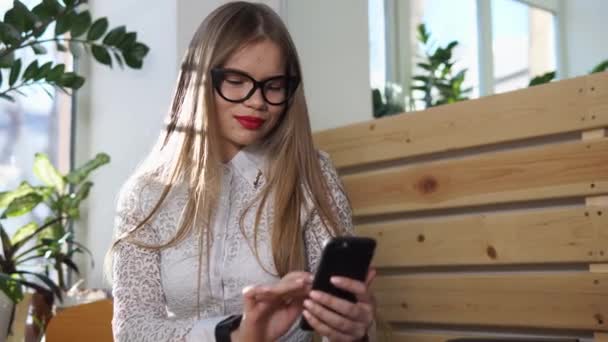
[215,314,243,342]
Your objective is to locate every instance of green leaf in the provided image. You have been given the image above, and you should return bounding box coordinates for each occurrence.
[58,72,85,89]
[33,153,65,193]
[87,17,108,41]
[2,193,43,218]
[591,60,608,74]
[0,22,21,45]
[61,258,80,274]
[128,42,149,61]
[13,0,39,33]
[46,64,65,82]
[0,223,14,258]
[11,222,38,245]
[43,0,63,15]
[0,51,15,68]
[0,274,24,303]
[55,11,73,35]
[91,45,112,66]
[15,271,62,301]
[63,0,76,6]
[113,51,124,69]
[66,153,110,184]
[22,60,39,81]
[117,32,136,50]
[528,71,556,87]
[0,94,15,102]
[102,25,126,46]
[417,62,432,71]
[9,58,22,86]
[70,10,91,37]
[0,182,35,208]
[35,61,53,81]
[31,44,48,55]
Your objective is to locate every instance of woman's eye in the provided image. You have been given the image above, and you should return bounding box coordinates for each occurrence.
[226,79,244,85]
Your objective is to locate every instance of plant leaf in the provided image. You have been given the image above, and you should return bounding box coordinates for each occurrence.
[0,181,35,208]
[70,10,91,37]
[591,60,608,74]
[58,72,85,89]
[9,58,22,86]
[87,17,108,41]
[0,273,24,303]
[33,153,65,193]
[46,64,65,82]
[91,45,112,66]
[102,25,126,46]
[11,222,38,245]
[22,60,39,81]
[2,193,43,218]
[66,153,110,184]
[35,61,53,81]
[55,11,73,35]
[0,22,21,45]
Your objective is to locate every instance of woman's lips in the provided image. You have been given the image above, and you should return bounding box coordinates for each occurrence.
[234,115,265,130]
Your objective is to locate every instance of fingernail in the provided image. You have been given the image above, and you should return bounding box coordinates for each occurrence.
[308,274,314,282]
[310,291,321,300]
[303,310,311,318]
[330,277,341,284]
[304,299,312,308]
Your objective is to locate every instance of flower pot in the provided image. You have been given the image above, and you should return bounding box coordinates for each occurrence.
[0,291,13,342]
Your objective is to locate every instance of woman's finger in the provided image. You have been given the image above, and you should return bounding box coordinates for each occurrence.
[309,290,367,320]
[302,310,352,342]
[303,298,365,337]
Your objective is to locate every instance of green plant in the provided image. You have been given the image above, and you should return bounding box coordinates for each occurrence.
[372,82,406,118]
[411,23,471,109]
[0,153,109,338]
[529,59,607,87]
[0,153,109,303]
[0,0,150,102]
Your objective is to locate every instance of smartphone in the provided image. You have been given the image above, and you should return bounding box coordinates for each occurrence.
[300,236,377,331]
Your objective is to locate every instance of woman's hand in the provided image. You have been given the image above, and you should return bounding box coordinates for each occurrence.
[302,268,377,341]
[234,271,313,342]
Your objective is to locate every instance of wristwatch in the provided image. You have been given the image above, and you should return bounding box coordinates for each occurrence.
[215,314,243,342]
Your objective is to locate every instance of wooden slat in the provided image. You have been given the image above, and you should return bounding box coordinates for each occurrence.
[373,273,608,331]
[596,332,608,342]
[314,72,608,169]
[386,331,581,342]
[345,138,608,216]
[357,206,608,268]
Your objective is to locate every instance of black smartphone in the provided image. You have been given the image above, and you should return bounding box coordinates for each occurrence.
[300,236,376,331]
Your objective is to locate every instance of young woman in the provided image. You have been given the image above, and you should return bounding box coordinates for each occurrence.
[109,2,376,341]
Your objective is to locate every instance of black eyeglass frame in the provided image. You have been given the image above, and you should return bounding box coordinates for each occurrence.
[210,67,300,106]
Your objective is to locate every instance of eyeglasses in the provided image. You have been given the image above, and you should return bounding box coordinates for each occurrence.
[210,68,300,106]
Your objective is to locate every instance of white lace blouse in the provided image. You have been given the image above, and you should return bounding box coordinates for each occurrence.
[111,147,354,341]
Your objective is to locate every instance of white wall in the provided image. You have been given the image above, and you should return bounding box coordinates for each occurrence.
[285,0,372,131]
[564,0,608,77]
[82,0,178,288]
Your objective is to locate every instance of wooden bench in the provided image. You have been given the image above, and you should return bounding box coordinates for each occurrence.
[314,72,608,342]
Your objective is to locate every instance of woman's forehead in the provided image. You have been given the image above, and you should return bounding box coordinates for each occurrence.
[223,39,286,77]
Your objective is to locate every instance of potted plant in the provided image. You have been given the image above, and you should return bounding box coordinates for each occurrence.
[0,152,109,340]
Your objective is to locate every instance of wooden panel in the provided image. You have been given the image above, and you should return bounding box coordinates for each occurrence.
[314,72,608,169]
[596,332,608,342]
[373,273,608,331]
[45,299,113,342]
[385,331,581,342]
[358,206,608,267]
[345,138,608,216]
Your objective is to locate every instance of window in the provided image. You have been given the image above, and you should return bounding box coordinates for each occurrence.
[369,0,562,109]
[0,0,73,233]
[492,0,557,93]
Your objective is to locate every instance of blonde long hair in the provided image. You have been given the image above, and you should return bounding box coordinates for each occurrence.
[108,1,344,286]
